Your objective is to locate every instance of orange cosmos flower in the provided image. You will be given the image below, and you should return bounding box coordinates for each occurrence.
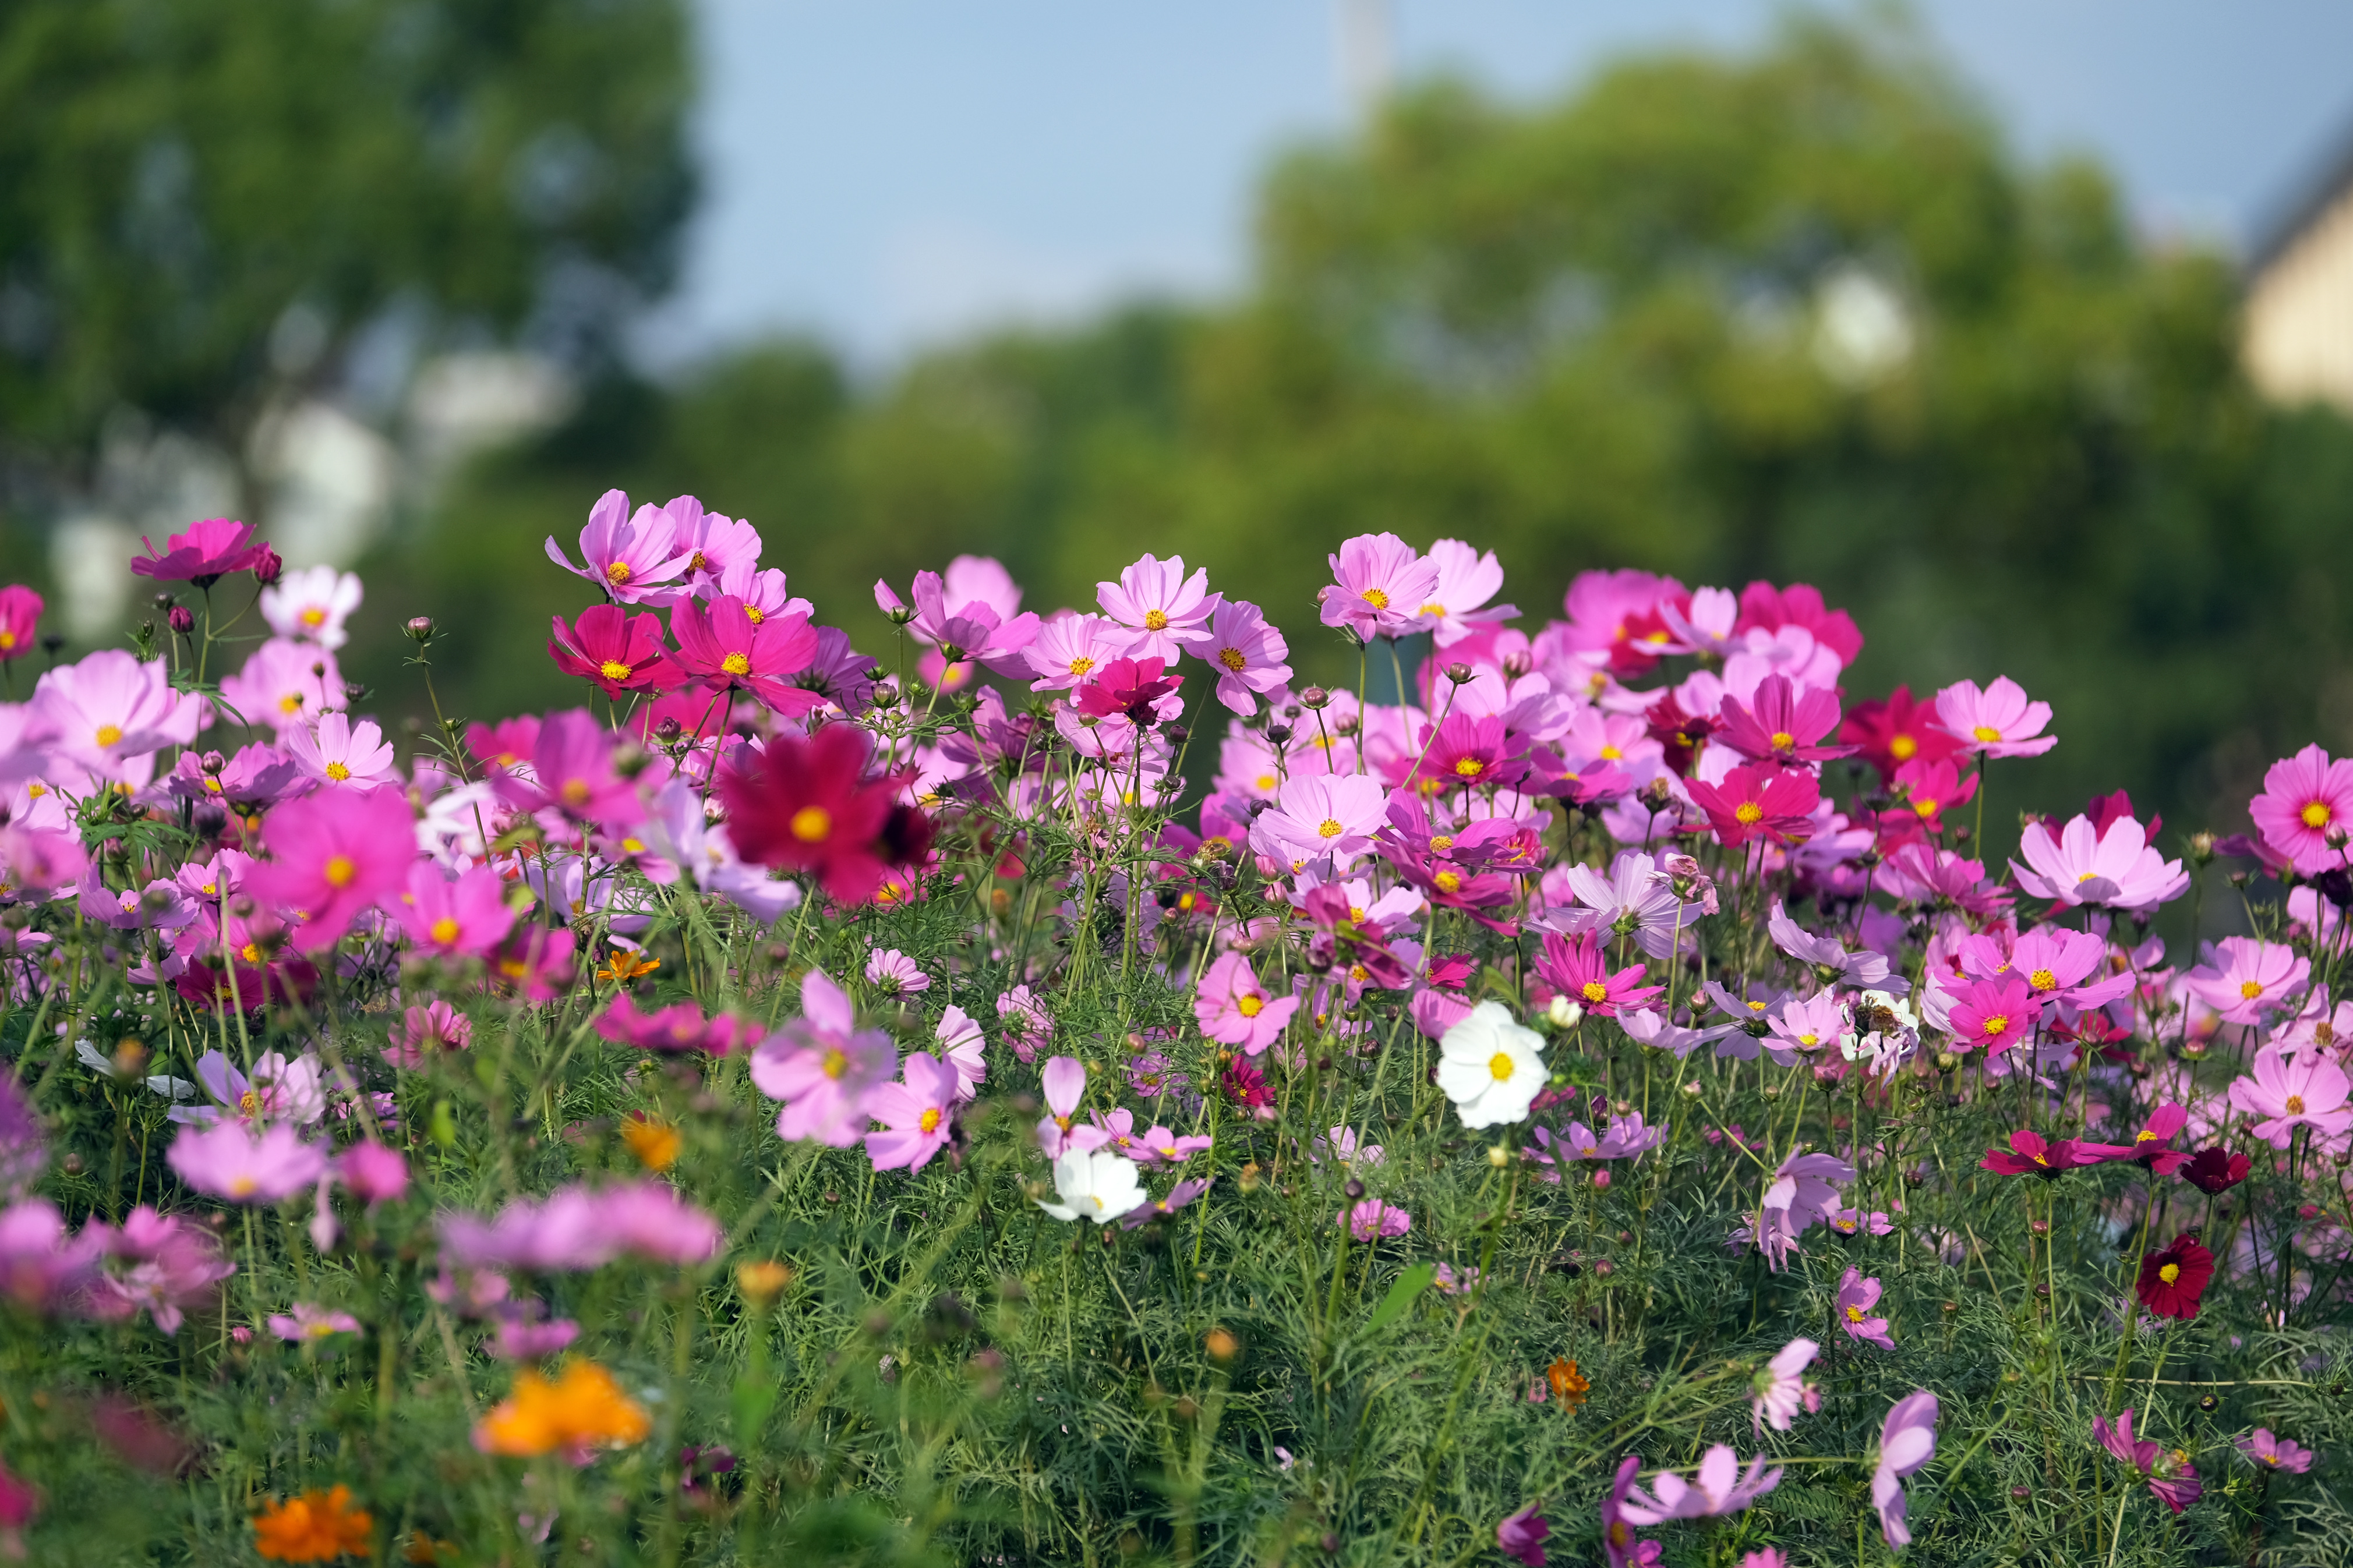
[1546,1357,1591,1410]
[619,1112,681,1171]
[475,1360,651,1457]
[253,1485,373,1561]
[595,948,661,985]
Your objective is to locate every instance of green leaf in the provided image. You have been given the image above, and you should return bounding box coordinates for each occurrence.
[1362,1262,1436,1337]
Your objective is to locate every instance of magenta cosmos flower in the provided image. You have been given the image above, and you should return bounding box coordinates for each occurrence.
[1836,1266,1894,1348]
[130,518,270,583]
[751,969,898,1147]
[2249,743,2353,875]
[1932,675,2055,758]
[386,1000,471,1066]
[1096,553,1218,663]
[2096,1410,2201,1513]
[1716,675,1853,766]
[1496,1500,1550,1567]
[0,586,41,661]
[1873,1390,1939,1547]
[1751,1337,1821,1432]
[1685,763,1820,848]
[1319,532,1437,641]
[166,1121,328,1204]
[671,594,821,717]
[549,604,681,699]
[2011,812,2188,911]
[247,786,416,951]
[337,1142,409,1205]
[1943,974,2040,1056]
[2228,1044,2352,1148]
[1614,1445,1782,1524]
[393,862,517,959]
[1599,1455,1660,1568]
[2185,936,2309,1025]
[866,1052,959,1173]
[545,489,694,604]
[1340,1199,1411,1241]
[1182,599,1292,716]
[1195,950,1301,1054]
[2235,1429,2314,1475]
[494,707,647,835]
[1535,931,1663,1017]
[26,649,206,779]
[1979,1128,2129,1177]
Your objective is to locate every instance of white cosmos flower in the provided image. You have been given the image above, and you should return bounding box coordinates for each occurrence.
[1036,1148,1149,1224]
[1435,1001,1547,1129]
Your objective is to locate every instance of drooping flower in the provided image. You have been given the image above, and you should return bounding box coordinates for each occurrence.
[1496,1500,1550,1566]
[1873,1390,1939,1548]
[866,1052,959,1173]
[2135,1236,2214,1320]
[1751,1337,1821,1432]
[545,489,693,604]
[246,786,416,950]
[2228,1044,2351,1148]
[750,969,898,1147]
[476,1360,652,1457]
[131,518,270,583]
[548,604,681,698]
[2234,1429,2314,1474]
[252,1484,373,1562]
[92,1207,236,1334]
[1837,1266,1894,1348]
[1339,1200,1412,1240]
[881,561,1041,678]
[1749,1151,1856,1269]
[1933,675,2055,758]
[1181,599,1291,715]
[385,1001,471,1066]
[2248,742,2353,876]
[864,948,930,996]
[1435,1002,1546,1129]
[998,985,1052,1063]
[1319,532,1438,640]
[1194,950,1301,1054]
[166,1121,329,1204]
[1096,553,1219,663]
[2179,1146,2251,1194]
[1686,763,1820,848]
[1614,1445,1783,1524]
[1036,1148,1148,1223]
[0,1198,106,1311]
[2096,1409,2202,1513]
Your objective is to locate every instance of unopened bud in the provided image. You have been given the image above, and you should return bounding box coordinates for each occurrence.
[404,616,436,643]
[1547,994,1583,1029]
[1343,1178,1365,1201]
[1486,1145,1508,1167]
[1446,662,1473,686]
[250,544,283,586]
[1264,724,1292,746]
[167,605,195,635]
[653,717,684,745]
[1299,686,1330,710]
[885,605,918,627]
[1681,1079,1702,1099]
[870,683,899,709]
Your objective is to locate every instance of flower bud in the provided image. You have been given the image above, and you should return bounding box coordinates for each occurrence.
[885,604,918,627]
[1546,994,1583,1029]
[1299,686,1329,709]
[1486,1145,1509,1167]
[1446,662,1473,685]
[1264,724,1292,746]
[1680,1079,1702,1099]
[167,605,195,635]
[1342,1178,1365,1201]
[250,544,283,586]
[404,616,436,643]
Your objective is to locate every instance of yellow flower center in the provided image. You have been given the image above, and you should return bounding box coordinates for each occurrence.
[1581,981,1607,1004]
[1255,773,1277,791]
[605,561,631,585]
[430,916,460,944]
[1237,994,1263,1018]
[324,855,356,887]
[1453,757,1484,778]
[1981,1014,2008,1037]
[280,693,304,714]
[599,659,632,681]
[229,1174,258,1197]
[1972,724,2001,743]
[790,806,832,843]
[239,1089,262,1114]
[94,724,122,748]
[1798,1032,1818,1047]
[2158,1263,2180,1285]
[2302,800,2332,829]
[1143,609,1168,631]
[1435,870,1462,893]
[1598,745,1622,761]
[1420,601,1446,618]
[1889,733,1918,759]
[1746,999,1768,1013]
[1429,835,1454,854]
[1218,647,1246,672]
[1362,589,1389,610]
[240,942,262,963]
[560,778,591,809]
[325,761,351,781]
[2028,968,2056,990]
[822,1047,847,1079]
[689,550,708,571]
[1846,1304,1867,1322]
[2285,1094,2305,1114]
[1488,1052,1515,1081]
[746,604,765,624]
[301,606,326,627]
[720,652,751,676]
[918,1107,941,1134]
[0,632,13,650]
[1316,817,1344,839]
[2239,981,2263,1000]
[1067,656,1096,677]
[1734,802,1764,824]
[1770,731,1794,749]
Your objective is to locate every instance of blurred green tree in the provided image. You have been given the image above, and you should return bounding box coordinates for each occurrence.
[0,0,695,493]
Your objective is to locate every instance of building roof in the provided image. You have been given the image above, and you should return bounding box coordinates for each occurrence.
[2250,105,2353,277]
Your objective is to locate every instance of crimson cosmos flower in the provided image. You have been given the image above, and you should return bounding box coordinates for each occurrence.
[719,724,931,905]
[2179,1146,2252,1194]
[1979,1128,2132,1177]
[1840,684,1962,783]
[671,593,821,717]
[549,604,681,699]
[2135,1236,2214,1319]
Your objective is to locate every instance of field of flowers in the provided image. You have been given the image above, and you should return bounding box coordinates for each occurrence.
[0,498,2341,1566]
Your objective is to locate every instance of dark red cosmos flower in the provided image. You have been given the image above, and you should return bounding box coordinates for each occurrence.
[1643,692,1717,776]
[2179,1146,2252,1195]
[1220,1056,1274,1113]
[1980,1128,2132,1177]
[1841,684,1962,784]
[1685,762,1821,849]
[719,723,930,905]
[550,605,681,699]
[1716,674,1854,768]
[130,519,272,586]
[2135,1235,2215,1319]
[1074,656,1182,726]
[672,594,821,717]
[2085,788,2160,841]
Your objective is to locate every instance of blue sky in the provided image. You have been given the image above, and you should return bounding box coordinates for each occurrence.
[646,1,2353,367]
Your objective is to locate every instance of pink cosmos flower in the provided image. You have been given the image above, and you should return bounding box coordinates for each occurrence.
[1195,950,1301,1054]
[0,585,41,661]
[1535,932,1663,1017]
[1720,624,1842,697]
[1614,1445,1783,1524]
[1036,1057,1112,1160]
[1340,1200,1412,1241]
[246,786,416,951]
[1599,1454,1659,1568]
[1096,553,1218,663]
[1182,599,1292,716]
[2235,1429,2314,1474]
[440,1183,721,1270]
[218,636,347,735]
[1943,974,2040,1055]
[1024,612,1132,692]
[92,1208,236,1334]
[166,1121,328,1204]
[865,1052,958,1173]
[595,993,751,1055]
[1685,763,1820,848]
[394,861,517,959]
[997,986,1052,1063]
[490,1317,582,1361]
[1715,675,1853,766]
[664,496,762,593]
[1836,1266,1893,1348]
[1252,773,1390,865]
[1560,568,1684,675]
[2112,1103,2191,1173]
[1751,1337,1821,1432]
[549,604,681,698]
[259,565,363,649]
[2011,812,2188,910]
[545,489,694,604]
[1418,539,1517,647]
[2228,1044,2352,1148]
[269,1302,362,1342]
[2248,742,2353,875]
[1873,1390,1939,1547]
[26,648,206,778]
[386,1000,472,1066]
[496,708,646,834]
[337,1142,409,1205]
[171,1047,326,1128]
[1496,1501,1549,1567]
[1127,1125,1213,1165]
[934,1005,986,1100]
[130,518,270,583]
[285,712,400,792]
[2200,939,2316,1031]
[670,594,821,717]
[880,563,1041,678]
[1750,1151,1855,1269]
[1319,532,1439,640]
[864,948,930,995]
[1979,1128,2131,1177]
[0,1199,107,1312]
[750,970,898,1147]
[1933,675,2055,758]
[1546,850,1709,961]
[1738,581,1864,664]
[2096,1409,2201,1514]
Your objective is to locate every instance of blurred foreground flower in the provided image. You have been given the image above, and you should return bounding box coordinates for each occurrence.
[476,1360,651,1457]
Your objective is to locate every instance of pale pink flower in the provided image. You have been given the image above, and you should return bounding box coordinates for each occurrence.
[1194,951,1301,1054]
[1181,599,1291,716]
[440,1183,720,1270]
[1836,1266,1894,1348]
[2235,1428,2315,1474]
[665,496,762,593]
[1416,540,1517,647]
[26,649,206,778]
[2011,812,2188,910]
[1097,554,1218,663]
[269,1302,362,1342]
[544,488,694,604]
[1932,675,2055,758]
[1615,1445,1782,1523]
[1874,1390,1939,1546]
[93,1207,235,1334]
[750,970,898,1147]
[2185,937,2309,1025]
[1025,612,1133,692]
[1750,1337,1821,1432]
[1036,1057,1112,1160]
[393,861,517,959]
[166,1121,328,1204]
[285,712,400,792]
[217,636,347,735]
[997,985,1052,1063]
[863,948,930,996]
[2228,1044,2352,1148]
[1340,1200,1412,1241]
[386,1000,472,1066]
[866,1053,959,1173]
[259,565,363,650]
[1319,533,1437,640]
[1251,773,1390,865]
[934,1005,986,1100]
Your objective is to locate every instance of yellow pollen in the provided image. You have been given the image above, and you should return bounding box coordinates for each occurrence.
[1453,757,1484,778]
[2076,870,2098,883]
[1143,609,1169,631]
[1734,802,1764,824]
[1972,724,2001,744]
[1598,745,1622,760]
[2285,1094,2305,1115]
[2302,801,2332,829]
[560,778,592,808]
[1981,1014,2009,1037]
[0,632,13,650]
[323,854,356,887]
[1747,999,1768,1013]
[1255,773,1277,791]
[1845,1304,1867,1323]
[2028,968,2056,990]
[746,604,765,624]
[2239,981,2264,1000]
[24,784,41,797]
[1770,731,1794,749]
[821,1048,847,1079]
[720,652,751,676]
[1065,655,1096,678]
[1912,798,1939,818]
[1435,870,1462,893]
[918,1107,941,1134]
[1316,817,1344,839]
[324,761,351,781]
[688,550,708,571]
[1798,1032,1818,1047]
[280,693,303,714]
[2135,1129,2157,1143]
[1237,994,1264,1018]
[1581,981,1607,1004]
[300,606,326,627]
[1889,734,1919,760]
[620,837,645,854]
[599,659,632,681]
[1362,588,1389,610]
[1488,1052,1515,1081]
[1429,835,1454,852]
[605,561,631,585]
[229,1175,258,1197]
[1217,647,1246,672]
[239,1089,261,1114]
[2158,1263,2180,1285]
[430,916,460,944]
[1348,905,1366,921]
[790,806,832,843]
[240,942,262,963]
[94,724,122,748]
[1349,963,1368,982]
